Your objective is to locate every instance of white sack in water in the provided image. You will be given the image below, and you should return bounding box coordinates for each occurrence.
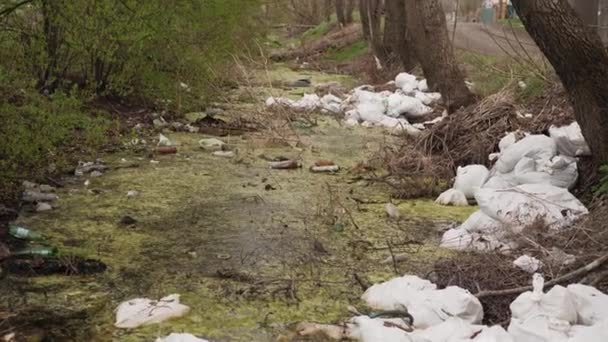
[362,275,483,329]
[155,333,209,342]
[567,284,608,326]
[495,135,557,174]
[475,183,588,233]
[435,189,469,206]
[414,91,442,106]
[453,165,490,199]
[549,122,591,157]
[513,156,578,189]
[385,93,431,118]
[115,294,190,329]
[395,72,419,93]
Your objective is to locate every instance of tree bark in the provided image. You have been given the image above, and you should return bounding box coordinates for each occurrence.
[384,0,416,70]
[512,0,608,164]
[359,0,386,61]
[568,0,599,26]
[345,0,356,23]
[405,0,474,111]
[336,0,347,26]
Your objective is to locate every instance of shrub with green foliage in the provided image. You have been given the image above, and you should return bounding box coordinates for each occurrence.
[0,0,262,109]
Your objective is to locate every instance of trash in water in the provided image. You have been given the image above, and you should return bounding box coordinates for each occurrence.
[158,133,172,147]
[199,138,226,151]
[157,146,178,154]
[75,160,110,176]
[212,150,235,158]
[13,246,58,257]
[269,159,301,169]
[385,203,400,219]
[22,190,58,203]
[90,170,103,178]
[127,190,139,198]
[35,202,53,212]
[310,160,340,173]
[9,225,44,240]
[115,294,190,329]
[155,333,209,342]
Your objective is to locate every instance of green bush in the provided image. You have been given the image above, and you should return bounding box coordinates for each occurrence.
[0,89,111,182]
[0,0,262,110]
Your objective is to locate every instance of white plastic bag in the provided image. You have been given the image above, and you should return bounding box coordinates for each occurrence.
[395,72,419,93]
[155,333,209,342]
[549,122,591,157]
[495,135,557,174]
[567,284,608,325]
[440,228,473,250]
[453,165,490,199]
[475,184,588,232]
[513,255,541,273]
[115,294,190,329]
[510,274,578,324]
[435,189,469,206]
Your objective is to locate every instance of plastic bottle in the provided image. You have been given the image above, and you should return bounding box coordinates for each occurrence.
[8,225,44,240]
[13,246,58,257]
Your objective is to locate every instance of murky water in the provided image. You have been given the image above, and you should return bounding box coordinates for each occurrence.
[0,66,475,341]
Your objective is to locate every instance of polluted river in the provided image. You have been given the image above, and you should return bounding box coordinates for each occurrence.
[1,66,475,341]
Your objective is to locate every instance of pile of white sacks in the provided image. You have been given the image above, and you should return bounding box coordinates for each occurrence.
[266,72,443,134]
[436,122,591,252]
[341,273,608,342]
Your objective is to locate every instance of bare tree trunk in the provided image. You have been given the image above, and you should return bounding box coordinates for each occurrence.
[336,0,347,26]
[359,0,371,40]
[512,0,608,163]
[346,0,356,23]
[325,0,334,22]
[384,0,416,70]
[405,0,474,111]
[360,0,386,61]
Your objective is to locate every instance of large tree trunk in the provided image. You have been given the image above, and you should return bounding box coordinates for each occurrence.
[383,0,416,70]
[336,0,347,26]
[345,0,356,23]
[568,0,599,26]
[512,0,608,164]
[405,0,474,112]
[360,0,386,62]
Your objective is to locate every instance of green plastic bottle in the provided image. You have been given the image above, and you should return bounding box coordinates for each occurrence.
[13,246,58,257]
[8,225,44,241]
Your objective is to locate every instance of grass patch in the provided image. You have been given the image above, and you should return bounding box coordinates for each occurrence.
[456,49,548,98]
[324,39,368,63]
[301,19,336,42]
[499,18,525,30]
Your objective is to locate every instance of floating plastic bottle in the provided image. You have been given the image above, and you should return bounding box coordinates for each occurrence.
[8,225,44,241]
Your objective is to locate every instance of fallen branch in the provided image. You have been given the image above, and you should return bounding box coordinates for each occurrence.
[475,252,608,299]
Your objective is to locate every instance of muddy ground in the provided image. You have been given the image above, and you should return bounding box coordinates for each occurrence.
[0,65,476,341]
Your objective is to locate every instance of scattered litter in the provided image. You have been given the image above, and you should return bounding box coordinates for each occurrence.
[513,255,541,273]
[155,333,209,342]
[269,159,301,170]
[150,160,160,164]
[157,146,178,154]
[9,225,44,240]
[395,72,419,93]
[22,189,58,203]
[310,160,339,173]
[84,179,90,187]
[127,190,139,198]
[35,202,53,212]
[75,160,109,176]
[547,247,576,266]
[115,294,190,329]
[385,203,400,219]
[153,118,168,129]
[90,170,103,178]
[518,81,527,89]
[212,150,235,158]
[435,189,469,206]
[199,138,225,151]
[158,134,172,147]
